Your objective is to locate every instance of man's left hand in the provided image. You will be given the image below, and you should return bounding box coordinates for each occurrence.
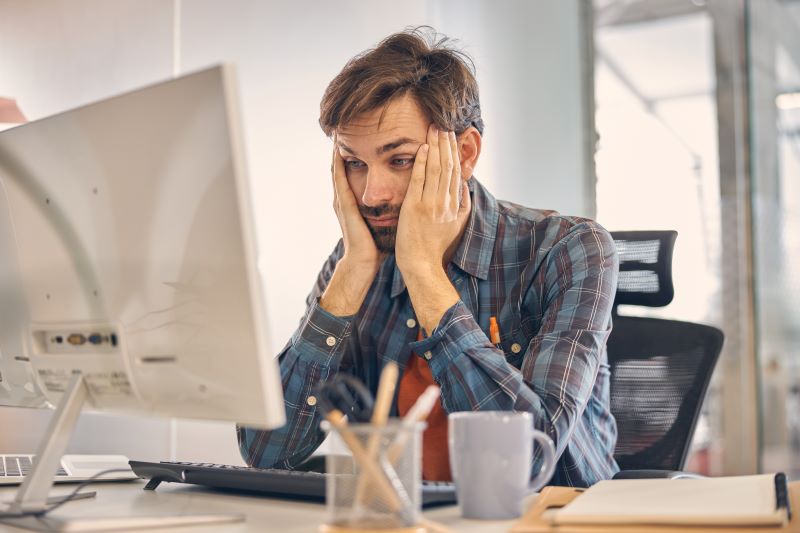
[395,125,471,333]
[395,126,471,276]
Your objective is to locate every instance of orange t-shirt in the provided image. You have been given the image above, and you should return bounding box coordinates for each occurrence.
[396,330,451,481]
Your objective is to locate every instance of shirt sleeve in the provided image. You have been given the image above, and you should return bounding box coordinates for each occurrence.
[410,222,618,473]
[236,240,359,469]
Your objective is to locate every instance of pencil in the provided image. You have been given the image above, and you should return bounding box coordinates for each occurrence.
[361,385,441,509]
[353,362,399,506]
[323,409,403,512]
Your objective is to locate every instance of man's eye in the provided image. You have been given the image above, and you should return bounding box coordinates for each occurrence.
[392,158,414,167]
[345,160,366,169]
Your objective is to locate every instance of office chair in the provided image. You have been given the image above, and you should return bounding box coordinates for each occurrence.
[607,231,724,479]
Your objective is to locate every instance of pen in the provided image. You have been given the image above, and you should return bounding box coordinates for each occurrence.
[489,316,501,348]
[386,385,440,464]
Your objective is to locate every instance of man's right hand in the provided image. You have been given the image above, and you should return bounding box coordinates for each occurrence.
[319,140,384,317]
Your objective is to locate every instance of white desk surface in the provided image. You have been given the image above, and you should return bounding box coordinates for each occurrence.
[0,480,529,532]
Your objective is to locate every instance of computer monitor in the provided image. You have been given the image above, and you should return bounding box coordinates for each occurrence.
[0,209,47,409]
[0,65,285,526]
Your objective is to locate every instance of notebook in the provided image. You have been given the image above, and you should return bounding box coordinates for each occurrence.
[552,473,791,528]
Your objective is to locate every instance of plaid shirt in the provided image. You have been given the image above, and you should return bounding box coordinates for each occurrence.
[238,177,620,487]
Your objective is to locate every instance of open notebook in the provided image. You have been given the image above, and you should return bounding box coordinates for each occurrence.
[552,473,791,528]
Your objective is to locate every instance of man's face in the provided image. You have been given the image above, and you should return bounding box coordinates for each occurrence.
[336,93,429,253]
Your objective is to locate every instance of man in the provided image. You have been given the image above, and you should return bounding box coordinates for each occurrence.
[238,28,619,487]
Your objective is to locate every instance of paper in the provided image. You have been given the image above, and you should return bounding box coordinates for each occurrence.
[553,474,787,527]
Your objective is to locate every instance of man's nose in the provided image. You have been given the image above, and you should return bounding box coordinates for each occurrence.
[361,171,395,207]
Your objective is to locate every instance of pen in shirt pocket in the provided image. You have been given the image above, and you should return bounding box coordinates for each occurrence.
[489,316,501,349]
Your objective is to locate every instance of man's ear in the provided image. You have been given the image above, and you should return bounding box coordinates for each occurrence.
[458,127,482,179]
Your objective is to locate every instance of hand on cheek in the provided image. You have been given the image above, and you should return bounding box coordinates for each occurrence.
[319,137,385,317]
[330,138,381,265]
[395,125,471,278]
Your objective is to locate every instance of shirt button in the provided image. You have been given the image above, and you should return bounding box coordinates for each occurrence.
[511,343,522,354]
[307,395,317,406]
[325,336,336,347]
[423,350,432,360]
[406,318,416,328]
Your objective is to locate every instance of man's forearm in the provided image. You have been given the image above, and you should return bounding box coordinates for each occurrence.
[320,257,382,316]
[403,265,460,334]
[239,290,357,469]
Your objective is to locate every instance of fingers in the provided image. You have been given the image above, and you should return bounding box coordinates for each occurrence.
[448,131,461,208]
[423,125,441,202]
[331,136,346,186]
[408,143,429,202]
[331,136,357,212]
[331,140,340,209]
[423,126,460,208]
[438,130,453,198]
[408,126,463,213]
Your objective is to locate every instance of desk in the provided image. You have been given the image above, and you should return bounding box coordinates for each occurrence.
[0,480,523,532]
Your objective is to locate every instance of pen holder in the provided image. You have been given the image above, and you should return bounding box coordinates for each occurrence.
[320,421,426,533]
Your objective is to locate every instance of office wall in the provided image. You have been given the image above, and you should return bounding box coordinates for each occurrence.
[0,0,592,464]
[431,0,594,217]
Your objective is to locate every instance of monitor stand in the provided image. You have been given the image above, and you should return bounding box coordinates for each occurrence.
[0,372,244,532]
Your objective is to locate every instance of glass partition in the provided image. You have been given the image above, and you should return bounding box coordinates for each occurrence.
[748,0,800,479]
[594,0,800,477]
[593,1,725,475]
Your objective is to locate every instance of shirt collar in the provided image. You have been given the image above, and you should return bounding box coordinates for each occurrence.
[390,177,500,298]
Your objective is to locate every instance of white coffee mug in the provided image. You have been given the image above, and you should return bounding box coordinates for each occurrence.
[448,411,556,519]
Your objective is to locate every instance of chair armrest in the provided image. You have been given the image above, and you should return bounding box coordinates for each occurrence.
[613,469,705,480]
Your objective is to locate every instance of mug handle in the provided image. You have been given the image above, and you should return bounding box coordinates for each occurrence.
[527,430,556,493]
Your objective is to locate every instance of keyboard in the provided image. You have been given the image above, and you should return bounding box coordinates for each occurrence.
[129,460,457,507]
[0,454,138,485]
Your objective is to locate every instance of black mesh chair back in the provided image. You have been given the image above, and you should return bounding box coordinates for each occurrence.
[608,231,724,472]
[607,316,723,471]
[613,230,676,308]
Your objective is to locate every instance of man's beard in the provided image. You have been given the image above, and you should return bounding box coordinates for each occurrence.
[359,203,401,254]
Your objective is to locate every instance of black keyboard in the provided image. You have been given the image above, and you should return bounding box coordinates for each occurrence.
[129,460,457,507]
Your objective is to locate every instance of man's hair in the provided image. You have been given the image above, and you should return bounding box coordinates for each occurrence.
[319,27,484,137]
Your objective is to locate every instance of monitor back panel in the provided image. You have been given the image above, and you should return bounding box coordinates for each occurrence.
[0,66,283,429]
